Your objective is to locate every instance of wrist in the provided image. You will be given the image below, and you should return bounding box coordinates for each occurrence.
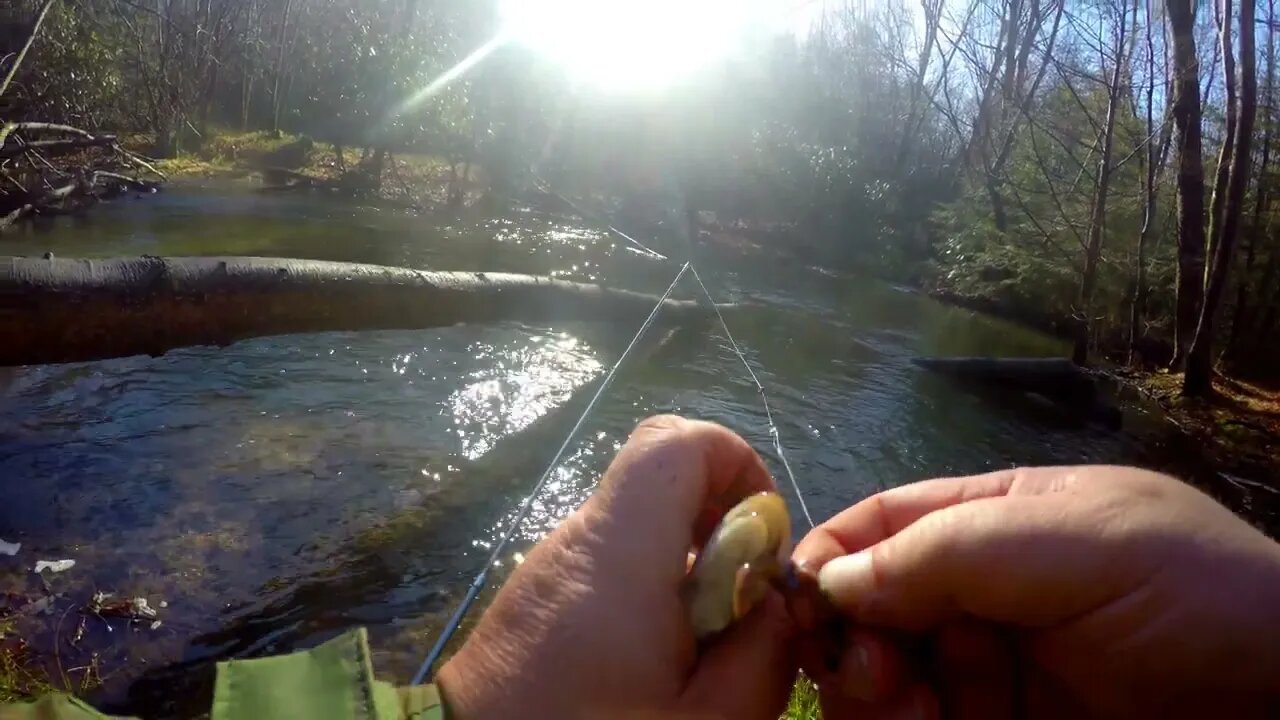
[435,634,543,719]
[435,648,495,719]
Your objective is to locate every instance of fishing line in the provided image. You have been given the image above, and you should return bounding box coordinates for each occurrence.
[522,162,815,527]
[688,265,816,529]
[411,260,691,685]
[413,64,818,683]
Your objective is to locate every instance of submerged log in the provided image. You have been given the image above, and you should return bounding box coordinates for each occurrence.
[912,356,1122,428]
[0,256,709,367]
[912,357,1095,395]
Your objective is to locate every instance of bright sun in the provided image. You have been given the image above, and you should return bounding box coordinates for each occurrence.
[500,0,768,92]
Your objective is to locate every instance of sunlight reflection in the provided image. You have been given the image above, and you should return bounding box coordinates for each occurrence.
[447,332,603,460]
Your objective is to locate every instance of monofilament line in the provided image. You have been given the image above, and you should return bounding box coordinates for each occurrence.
[411,261,692,685]
[689,265,816,530]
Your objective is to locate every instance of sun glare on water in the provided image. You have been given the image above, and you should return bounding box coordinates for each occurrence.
[501,0,768,92]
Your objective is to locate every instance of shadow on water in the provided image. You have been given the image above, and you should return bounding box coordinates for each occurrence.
[0,185,1273,717]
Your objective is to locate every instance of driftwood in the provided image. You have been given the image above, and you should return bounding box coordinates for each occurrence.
[0,255,710,367]
[0,122,164,231]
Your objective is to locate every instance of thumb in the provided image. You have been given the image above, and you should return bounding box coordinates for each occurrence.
[816,495,1140,631]
[679,592,797,719]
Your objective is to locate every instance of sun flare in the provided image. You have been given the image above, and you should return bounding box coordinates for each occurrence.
[500,0,767,92]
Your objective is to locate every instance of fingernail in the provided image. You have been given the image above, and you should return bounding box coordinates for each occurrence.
[817,550,873,602]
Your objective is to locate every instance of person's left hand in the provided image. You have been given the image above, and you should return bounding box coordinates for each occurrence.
[436,415,798,719]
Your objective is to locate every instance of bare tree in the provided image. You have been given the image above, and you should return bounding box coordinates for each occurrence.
[1072,0,1134,365]
[1129,0,1168,363]
[270,0,295,136]
[1184,0,1257,395]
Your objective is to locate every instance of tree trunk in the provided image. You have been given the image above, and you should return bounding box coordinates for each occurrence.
[0,256,710,367]
[1225,0,1276,363]
[1205,0,1239,266]
[1129,0,1159,365]
[985,170,1009,233]
[1165,0,1207,370]
[241,71,253,131]
[1073,1,1131,366]
[1184,0,1257,396]
[270,0,294,136]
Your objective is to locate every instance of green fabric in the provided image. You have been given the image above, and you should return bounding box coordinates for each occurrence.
[0,628,444,720]
[212,628,444,720]
[0,693,129,720]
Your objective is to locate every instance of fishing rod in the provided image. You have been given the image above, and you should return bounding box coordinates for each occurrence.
[410,190,816,683]
[410,260,691,685]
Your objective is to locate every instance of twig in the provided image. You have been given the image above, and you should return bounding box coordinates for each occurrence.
[25,148,66,175]
[0,0,60,101]
[92,170,156,191]
[112,146,167,180]
[1,169,27,193]
[4,123,96,138]
[0,205,33,231]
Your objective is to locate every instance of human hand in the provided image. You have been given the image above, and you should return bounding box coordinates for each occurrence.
[792,466,1280,719]
[436,415,796,719]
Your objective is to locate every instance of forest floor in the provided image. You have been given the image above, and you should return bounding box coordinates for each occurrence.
[1117,369,1280,478]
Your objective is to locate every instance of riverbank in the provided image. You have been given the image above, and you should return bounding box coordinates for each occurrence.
[1116,369,1280,478]
[923,286,1280,501]
[142,130,485,212]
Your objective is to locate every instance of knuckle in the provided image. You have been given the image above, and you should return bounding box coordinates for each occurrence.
[633,413,687,437]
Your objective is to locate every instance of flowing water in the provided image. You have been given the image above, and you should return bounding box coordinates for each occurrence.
[0,184,1268,716]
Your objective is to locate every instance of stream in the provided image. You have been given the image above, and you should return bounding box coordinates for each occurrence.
[0,183,1268,716]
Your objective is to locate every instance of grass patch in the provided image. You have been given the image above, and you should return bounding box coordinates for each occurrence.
[0,614,104,705]
[783,676,820,720]
[124,127,489,208]
[202,129,307,161]
[0,618,53,704]
[154,154,238,177]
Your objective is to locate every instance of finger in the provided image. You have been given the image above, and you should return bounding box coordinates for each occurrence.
[819,682,939,720]
[587,415,776,576]
[680,592,797,720]
[792,466,1092,572]
[935,621,1017,720]
[793,469,1026,572]
[799,628,911,704]
[816,492,1145,630]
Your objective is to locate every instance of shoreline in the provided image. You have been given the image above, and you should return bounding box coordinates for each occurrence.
[921,285,1280,514]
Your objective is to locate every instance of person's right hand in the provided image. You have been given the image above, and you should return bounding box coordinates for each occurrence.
[791,466,1280,719]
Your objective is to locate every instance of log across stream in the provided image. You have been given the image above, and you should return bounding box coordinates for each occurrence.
[0,255,710,367]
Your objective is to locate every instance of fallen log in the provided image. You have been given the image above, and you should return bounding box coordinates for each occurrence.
[0,135,118,159]
[0,180,80,229]
[0,256,710,367]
